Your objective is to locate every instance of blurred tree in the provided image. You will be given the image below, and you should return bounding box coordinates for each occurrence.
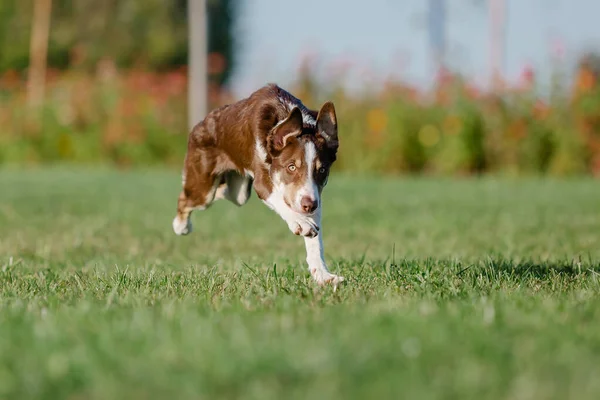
[27,0,52,108]
[0,0,238,86]
[0,1,34,71]
[188,0,207,129]
[206,0,236,86]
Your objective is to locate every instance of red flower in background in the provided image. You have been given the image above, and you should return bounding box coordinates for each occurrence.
[518,64,535,91]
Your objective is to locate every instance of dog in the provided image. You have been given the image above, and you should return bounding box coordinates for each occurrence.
[172,84,344,286]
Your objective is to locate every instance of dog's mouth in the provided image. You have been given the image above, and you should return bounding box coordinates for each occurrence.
[297,207,318,217]
[290,204,316,216]
[284,196,319,216]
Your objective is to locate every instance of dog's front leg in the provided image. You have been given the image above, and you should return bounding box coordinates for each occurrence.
[262,194,343,287]
[303,211,344,287]
[262,194,319,238]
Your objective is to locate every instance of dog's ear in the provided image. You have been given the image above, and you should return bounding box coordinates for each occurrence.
[317,102,338,151]
[269,107,303,152]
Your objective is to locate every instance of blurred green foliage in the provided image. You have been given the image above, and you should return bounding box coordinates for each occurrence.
[1,59,600,176]
[1,1,600,177]
[293,56,600,177]
[0,0,238,85]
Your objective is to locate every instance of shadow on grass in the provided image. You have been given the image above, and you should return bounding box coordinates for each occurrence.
[477,258,600,280]
[341,255,600,284]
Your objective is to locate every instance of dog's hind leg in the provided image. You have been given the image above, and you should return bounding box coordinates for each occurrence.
[173,160,221,236]
[223,171,253,206]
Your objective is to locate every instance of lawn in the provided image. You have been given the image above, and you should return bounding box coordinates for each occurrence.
[1,167,600,399]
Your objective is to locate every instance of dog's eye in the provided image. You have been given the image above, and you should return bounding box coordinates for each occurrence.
[288,164,296,172]
[318,167,326,174]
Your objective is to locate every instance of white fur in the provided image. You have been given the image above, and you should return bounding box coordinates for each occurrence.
[302,113,316,126]
[172,178,218,236]
[262,174,343,287]
[303,211,344,288]
[255,140,268,163]
[280,97,316,127]
[212,172,254,206]
[214,184,227,201]
[263,173,319,237]
[262,194,318,237]
[176,116,341,286]
[296,141,319,211]
[224,172,252,206]
[173,216,192,235]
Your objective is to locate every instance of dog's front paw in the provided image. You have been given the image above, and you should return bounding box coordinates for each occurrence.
[289,218,319,238]
[173,216,192,236]
[311,269,345,289]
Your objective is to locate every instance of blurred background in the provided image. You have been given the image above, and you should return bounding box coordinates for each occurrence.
[1,0,600,176]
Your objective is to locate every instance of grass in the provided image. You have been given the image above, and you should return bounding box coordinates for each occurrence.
[1,167,600,399]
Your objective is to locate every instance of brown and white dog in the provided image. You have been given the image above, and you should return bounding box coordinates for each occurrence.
[172,84,344,286]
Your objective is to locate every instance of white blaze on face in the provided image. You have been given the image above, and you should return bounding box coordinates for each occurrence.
[296,141,319,211]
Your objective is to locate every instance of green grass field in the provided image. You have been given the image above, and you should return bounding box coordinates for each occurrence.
[1,168,600,399]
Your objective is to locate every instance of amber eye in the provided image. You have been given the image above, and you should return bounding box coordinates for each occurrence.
[318,167,326,174]
[288,164,297,172]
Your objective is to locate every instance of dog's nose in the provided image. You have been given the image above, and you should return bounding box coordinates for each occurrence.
[301,197,318,213]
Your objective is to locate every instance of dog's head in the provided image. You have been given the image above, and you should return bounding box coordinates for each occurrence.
[267,103,338,215]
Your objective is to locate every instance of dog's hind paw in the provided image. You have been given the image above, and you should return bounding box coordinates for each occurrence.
[173,216,192,236]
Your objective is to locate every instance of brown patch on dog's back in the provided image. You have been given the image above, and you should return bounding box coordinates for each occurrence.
[176,83,339,218]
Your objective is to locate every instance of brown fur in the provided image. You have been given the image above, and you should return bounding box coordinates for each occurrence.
[176,84,338,224]
[270,135,331,210]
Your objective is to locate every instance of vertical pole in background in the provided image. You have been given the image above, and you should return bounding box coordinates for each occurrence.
[428,0,446,77]
[489,0,506,91]
[188,0,208,131]
[27,0,52,109]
